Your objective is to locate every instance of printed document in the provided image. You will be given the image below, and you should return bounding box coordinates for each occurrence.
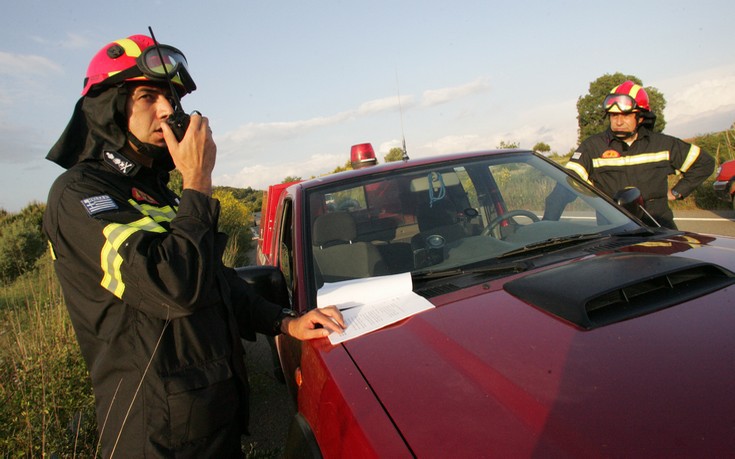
[317,272,435,344]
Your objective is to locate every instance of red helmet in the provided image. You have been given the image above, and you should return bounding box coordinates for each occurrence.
[603,81,650,113]
[81,34,196,96]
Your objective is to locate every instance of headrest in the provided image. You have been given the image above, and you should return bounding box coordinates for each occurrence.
[312,212,358,247]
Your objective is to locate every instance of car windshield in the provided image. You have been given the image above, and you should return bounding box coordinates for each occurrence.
[306,151,639,286]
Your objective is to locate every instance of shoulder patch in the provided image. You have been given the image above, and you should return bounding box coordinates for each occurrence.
[103,151,137,175]
[571,151,582,160]
[81,195,118,216]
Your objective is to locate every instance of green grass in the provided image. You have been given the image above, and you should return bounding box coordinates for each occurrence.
[0,253,97,458]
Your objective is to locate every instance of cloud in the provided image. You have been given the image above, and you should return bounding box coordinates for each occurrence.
[422,134,485,156]
[215,152,344,190]
[356,95,406,115]
[30,32,93,50]
[222,113,350,144]
[218,77,492,156]
[420,77,491,107]
[0,51,62,76]
[220,95,407,148]
[218,98,414,158]
[657,64,735,136]
[0,122,49,164]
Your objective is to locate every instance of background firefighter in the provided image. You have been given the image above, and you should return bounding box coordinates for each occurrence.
[560,80,714,229]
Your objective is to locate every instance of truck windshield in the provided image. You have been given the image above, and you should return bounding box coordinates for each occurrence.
[306,152,637,285]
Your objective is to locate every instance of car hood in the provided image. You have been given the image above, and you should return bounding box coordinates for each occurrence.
[341,234,735,457]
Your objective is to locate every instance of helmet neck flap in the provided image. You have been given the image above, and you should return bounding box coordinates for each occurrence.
[46,85,175,172]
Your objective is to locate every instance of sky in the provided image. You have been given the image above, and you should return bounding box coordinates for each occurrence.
[1,0,734,212]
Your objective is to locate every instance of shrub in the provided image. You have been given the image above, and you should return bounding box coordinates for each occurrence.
[0,215,47,285]
[213,189,253,267]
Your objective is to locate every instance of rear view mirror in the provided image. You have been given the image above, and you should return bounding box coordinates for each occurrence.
[613,187,644,220]
[235,265,290,308]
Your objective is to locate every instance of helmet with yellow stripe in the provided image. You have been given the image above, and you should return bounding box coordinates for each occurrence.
[81,34,196,96]
[602,81,650,114]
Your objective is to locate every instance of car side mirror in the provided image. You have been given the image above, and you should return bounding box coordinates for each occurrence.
[235,265,290,308]
[612,187,644,220]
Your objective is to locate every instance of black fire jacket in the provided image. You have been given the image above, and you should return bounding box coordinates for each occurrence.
[43,150,282,458]
[565,126,714,228]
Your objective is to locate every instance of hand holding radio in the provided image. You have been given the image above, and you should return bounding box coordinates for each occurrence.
[166,110,191,142]
[162,111,216,196]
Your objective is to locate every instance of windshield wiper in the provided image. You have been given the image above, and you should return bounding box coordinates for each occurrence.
[412,261,528,281]
[498,233,609,259]
[613,227,658,237]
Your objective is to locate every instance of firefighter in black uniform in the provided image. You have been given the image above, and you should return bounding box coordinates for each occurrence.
[42,34,344,458]
[562,80,714,229]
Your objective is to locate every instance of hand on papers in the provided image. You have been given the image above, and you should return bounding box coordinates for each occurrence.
[283,305,345,340]
[317,273,435,344]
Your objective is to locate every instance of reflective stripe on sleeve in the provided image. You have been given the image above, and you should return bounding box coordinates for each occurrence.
[129,200,177,221]
[678,145,701,173]
[100,214,170,298]
[565,161,591,184]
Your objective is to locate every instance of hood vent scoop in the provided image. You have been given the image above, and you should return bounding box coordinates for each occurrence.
[416,283,461,298]
[504,253,735,329]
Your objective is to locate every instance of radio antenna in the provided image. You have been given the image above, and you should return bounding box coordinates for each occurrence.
[148,26,182,109]
[395,68,409,161]
[147,26,191,141]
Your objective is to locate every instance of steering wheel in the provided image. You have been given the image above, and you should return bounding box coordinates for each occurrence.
[337,199,360,211]
[481,210,540,236]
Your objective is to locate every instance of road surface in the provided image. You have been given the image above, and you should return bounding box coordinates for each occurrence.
[673,209,735,236]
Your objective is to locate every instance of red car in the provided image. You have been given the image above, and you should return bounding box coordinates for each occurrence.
[239,150,735,457]
[713,159,735,208]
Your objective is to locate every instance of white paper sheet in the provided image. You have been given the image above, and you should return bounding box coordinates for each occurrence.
[317,272,435,344]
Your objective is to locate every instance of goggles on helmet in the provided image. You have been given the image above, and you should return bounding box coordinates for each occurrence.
[603,94,638,114]
[138,44,187,79]
[100,44,196,95]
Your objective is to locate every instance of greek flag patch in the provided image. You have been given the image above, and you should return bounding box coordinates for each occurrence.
[81,195,118,216]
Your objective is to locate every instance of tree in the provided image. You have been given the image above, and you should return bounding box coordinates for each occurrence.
[384,147,405,163]
[167,169,183,195]
[532,142,551,154]
[215,186,264,213]
[497,140,519,149]
[332,160,351,173]
[577,72,667,144]
[282,176,301,184]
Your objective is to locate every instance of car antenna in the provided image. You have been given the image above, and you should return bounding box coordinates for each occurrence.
[396,68,409,161]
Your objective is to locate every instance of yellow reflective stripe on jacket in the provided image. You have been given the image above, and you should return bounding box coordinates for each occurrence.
[100,214,171,298]
[128,200,177,222]
[592,151,670,168]
[565,161,591,184]
[679,145,701,173]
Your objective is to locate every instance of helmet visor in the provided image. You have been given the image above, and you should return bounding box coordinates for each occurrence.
[603,94,638,113]
[138,45,196,94]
